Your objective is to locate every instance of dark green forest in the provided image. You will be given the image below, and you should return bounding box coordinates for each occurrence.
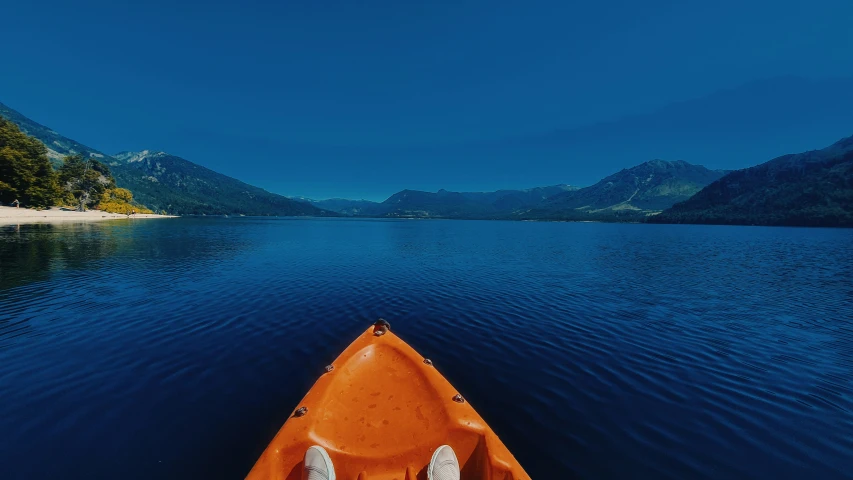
[0,117,63,207]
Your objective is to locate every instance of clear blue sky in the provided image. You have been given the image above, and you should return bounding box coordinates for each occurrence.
[2,0,853,200]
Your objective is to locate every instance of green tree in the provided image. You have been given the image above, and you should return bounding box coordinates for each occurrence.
[0,118,62,207]
[58,154,115,211]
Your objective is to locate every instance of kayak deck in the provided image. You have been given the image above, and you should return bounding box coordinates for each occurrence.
[246,322,529,480]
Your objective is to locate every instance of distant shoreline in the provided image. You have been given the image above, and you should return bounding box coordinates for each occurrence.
[0,206,178,225]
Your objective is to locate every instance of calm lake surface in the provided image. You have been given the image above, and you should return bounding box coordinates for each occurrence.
[1,218,852,479]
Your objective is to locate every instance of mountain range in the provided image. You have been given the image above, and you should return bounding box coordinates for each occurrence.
[3,76,853,226]
[296,167,727,221]
[374,185,578,219]
[289,197,383,216]
[294,185,585,219]
[108,150,334,216]
[650,135,853,227]
[0,102,329,216]
[517,160,727,221]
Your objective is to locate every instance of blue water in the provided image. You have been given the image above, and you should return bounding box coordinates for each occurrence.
[1,218,852,479]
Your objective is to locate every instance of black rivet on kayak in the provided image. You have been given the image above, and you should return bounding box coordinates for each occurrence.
[325,365,334,373]
[374,318,391,329]
[294,407,308,417]
[423,359,433,366]
[452,394,465,403]
[373,318,390,336]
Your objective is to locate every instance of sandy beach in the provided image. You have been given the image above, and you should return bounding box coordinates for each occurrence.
[0,206,177,225]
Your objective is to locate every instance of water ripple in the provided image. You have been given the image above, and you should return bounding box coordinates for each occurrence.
[1,219,852,479]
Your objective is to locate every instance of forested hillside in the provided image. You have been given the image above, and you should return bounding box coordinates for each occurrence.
[650,135,853,227]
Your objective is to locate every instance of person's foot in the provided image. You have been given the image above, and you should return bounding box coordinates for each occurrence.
[428,445,460,480]
[303,445,335,480]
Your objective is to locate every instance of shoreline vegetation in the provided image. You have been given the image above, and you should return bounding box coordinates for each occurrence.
[1,118,166,218]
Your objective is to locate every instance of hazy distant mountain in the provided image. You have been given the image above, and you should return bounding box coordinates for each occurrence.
[519,161,726,221]
[378,185,577,218]
[291,197,385,216]
[650,135,853,227]
[0,101,331,216]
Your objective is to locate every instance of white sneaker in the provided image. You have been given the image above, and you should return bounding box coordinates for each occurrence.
[428,445,460,480]
[303,445,336,480]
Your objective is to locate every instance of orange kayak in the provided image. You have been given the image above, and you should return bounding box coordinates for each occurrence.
[246,320,530,480]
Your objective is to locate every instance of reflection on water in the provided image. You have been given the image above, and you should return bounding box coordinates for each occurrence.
[0,220,250,291]
[1,222,122,289]
[1,218,852,479]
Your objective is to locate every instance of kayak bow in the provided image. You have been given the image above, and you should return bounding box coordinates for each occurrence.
[246,320,530,480]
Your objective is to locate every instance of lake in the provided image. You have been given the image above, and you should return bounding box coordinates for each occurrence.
[1,218,852,479]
